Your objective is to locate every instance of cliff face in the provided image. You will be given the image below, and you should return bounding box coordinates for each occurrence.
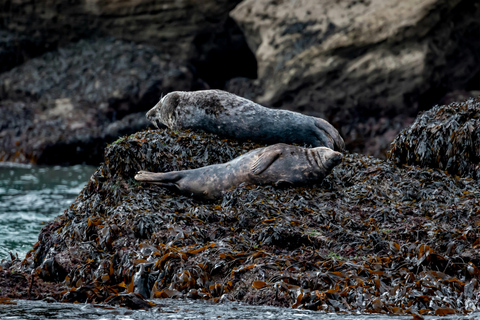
[1,0,480,162]
[229,0,480,155]
[0,0,257,84]
[0,0,239,61]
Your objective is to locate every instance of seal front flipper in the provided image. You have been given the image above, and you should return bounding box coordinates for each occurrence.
[251,149,282,175]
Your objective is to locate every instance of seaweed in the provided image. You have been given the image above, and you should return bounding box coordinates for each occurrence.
[388,97,480,180]
[3,127,480,315]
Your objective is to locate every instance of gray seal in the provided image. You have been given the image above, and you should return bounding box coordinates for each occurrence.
[135,143,342,199]
[146,90,345,151]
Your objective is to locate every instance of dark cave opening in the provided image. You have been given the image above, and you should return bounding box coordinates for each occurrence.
[191,17,257,89]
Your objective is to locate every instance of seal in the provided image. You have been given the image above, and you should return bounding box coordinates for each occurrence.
[146,90,345,151]
[135,143,343,199]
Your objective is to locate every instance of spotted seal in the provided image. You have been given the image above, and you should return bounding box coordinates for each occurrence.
[146,90,345,151]
[135,143,342,199]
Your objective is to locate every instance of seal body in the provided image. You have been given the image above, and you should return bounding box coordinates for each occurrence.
[135,143,343,199]
[147,90,345,151]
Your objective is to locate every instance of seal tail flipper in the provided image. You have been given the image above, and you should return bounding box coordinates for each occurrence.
[314,119,345,151]
[135,171,182,185]
[251,149,282,175]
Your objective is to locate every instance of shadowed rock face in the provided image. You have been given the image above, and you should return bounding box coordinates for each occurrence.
[0,38,206,165]
[135,144,343,199]
[229,0,480,156]
[146,90,345,151]
[0,0,256,85]
[388,97,480,180]
[1,0,480,162]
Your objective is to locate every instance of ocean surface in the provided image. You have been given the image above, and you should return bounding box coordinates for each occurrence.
[0,163,477,319]
[0,163,95,260]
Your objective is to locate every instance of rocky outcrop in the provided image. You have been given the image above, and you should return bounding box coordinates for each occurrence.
[388,97,480,180]
[9,128,480,314]
[0,37,206,165]
[230,0,480,156]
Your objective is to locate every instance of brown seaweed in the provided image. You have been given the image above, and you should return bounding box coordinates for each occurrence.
[388,97,480,180]
[3,127,480,315]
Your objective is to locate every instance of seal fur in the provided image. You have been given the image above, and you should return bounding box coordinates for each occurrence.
[135,143,343,199]
[146,90,345,151]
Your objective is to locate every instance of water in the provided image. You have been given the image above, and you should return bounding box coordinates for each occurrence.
[0,163,95,260]
[0,164,478,319]
[1,298,475,320]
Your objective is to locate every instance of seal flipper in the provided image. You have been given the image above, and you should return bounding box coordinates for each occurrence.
[251,150,282,175]
[135,171,183,184]
[314,119,345,151]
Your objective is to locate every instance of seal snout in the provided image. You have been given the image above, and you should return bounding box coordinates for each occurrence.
[313,147,343,170]
[146,99,165,128]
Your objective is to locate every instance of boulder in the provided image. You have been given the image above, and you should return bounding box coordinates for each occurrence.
[230,0,480,156]
[0,37,206,165]
[388,97,480,180]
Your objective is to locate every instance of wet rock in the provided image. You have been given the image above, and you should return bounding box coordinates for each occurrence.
[388,97,480,180]
[7,128,479,315]
[230,0,480,156]
[0,38,206,165]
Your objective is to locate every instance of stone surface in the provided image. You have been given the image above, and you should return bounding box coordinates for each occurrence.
[0,37,206,165]
[0,30,50,73]
[388,97,480,180]
[230,0,480,156]
[0,0,256,84]
[2,0,480,161]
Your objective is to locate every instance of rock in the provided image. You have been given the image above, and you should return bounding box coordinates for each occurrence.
[388,97,480,180]
[0,30,50,73]
[0,0,256,85]
[230,0,480,156]
[10,128,480,313]
[0,38,207,165]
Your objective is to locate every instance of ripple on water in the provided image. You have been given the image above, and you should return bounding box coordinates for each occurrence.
[0,164,95,260]
[0,299,428,320]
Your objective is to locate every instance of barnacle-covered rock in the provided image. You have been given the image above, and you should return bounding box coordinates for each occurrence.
[388,97,480,179]
[5,128,480,315]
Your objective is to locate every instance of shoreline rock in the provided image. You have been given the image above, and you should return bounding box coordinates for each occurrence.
[2,127,479,315]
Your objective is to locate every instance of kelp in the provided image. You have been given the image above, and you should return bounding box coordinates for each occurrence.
[388,97,480,179]
[4,128,480,315]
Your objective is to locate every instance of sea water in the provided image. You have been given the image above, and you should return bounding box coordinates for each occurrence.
[0,163,95,260]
